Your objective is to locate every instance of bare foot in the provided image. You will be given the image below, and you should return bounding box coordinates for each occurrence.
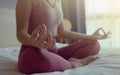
[68,56,99,67]
[79,56,99,65]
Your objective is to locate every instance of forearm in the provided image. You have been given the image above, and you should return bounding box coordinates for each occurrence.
[61,30,94,40]
[17,31,31,46]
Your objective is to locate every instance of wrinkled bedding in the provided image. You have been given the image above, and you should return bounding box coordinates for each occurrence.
[0,45,120,75]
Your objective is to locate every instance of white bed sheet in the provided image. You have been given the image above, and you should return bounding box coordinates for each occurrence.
[0,45,120,75]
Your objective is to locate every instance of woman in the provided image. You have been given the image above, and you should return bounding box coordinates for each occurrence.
[16,0,110,74]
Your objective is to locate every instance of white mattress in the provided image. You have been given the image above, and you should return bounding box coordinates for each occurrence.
[0,45,120,75]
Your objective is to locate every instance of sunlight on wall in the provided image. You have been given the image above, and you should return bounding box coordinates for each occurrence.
[85,0,120,14]
[85,0,120,48]
[0,8,20,47]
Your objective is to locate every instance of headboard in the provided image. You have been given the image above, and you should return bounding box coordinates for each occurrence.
[0,8,20,47]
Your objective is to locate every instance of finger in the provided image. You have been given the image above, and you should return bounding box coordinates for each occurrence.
[33,27,43,41]
[41,42,48,49]
[37,27,47,44]
[96,28,103,32]
[34,34,44,46]
[31,25,42,39]
[94,28,102,35]
[34,30,45,47]
[100,28,107,35]
[51,39,56,48]
[47,32,52,44]
[40,24,47,36]
[37,24,48,48]
[31,26,42,46]
[102,33,110,39]
[104,31,110,38]
[42,24,47,31]
[31,24,47,49]
[45,32,53,48]
[105,31,111,38]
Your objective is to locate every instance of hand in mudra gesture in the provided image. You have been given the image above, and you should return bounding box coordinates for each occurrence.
[92,28,111,40]
[30,24,56,49]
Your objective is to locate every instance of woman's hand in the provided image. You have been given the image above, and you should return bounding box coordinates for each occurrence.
[29,24,56,49]
[29,24,47,49]
[92,28,111,40]
[45,32,56,49]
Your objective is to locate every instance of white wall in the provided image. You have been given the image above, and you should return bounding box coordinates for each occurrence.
[62,0,71,19]
[0,0,17,9]
[0,0,20,47]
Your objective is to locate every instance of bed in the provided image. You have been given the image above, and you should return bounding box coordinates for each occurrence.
[1,2,120,75]
[0,45,120,75]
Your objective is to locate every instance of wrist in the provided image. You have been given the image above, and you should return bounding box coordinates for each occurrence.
[87,35,97,40]
[26,38,33,46]
[84,35,94,40]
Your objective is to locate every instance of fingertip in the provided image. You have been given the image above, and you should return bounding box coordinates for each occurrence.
[42,24,47,31]
[42,24,46,27]
[42,24,45,25]
[48,31,50,33]
[53,39,56,43]
[37,25,42,29]
[48,31,51,36]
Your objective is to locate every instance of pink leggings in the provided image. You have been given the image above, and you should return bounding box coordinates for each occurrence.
[18,39,100,74]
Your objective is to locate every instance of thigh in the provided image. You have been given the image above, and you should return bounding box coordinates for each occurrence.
[18,47,74,74]
[57,39,100,59]
[72,42,100,59]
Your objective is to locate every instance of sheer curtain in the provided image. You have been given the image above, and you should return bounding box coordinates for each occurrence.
[62,0,86,33]
[85,0,120,48]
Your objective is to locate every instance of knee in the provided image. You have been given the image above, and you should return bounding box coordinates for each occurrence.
[92,40,100,50]
[90,40,100,54]
[84,39,100,52]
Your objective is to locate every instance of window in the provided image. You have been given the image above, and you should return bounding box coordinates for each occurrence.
[85,0,120,48]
